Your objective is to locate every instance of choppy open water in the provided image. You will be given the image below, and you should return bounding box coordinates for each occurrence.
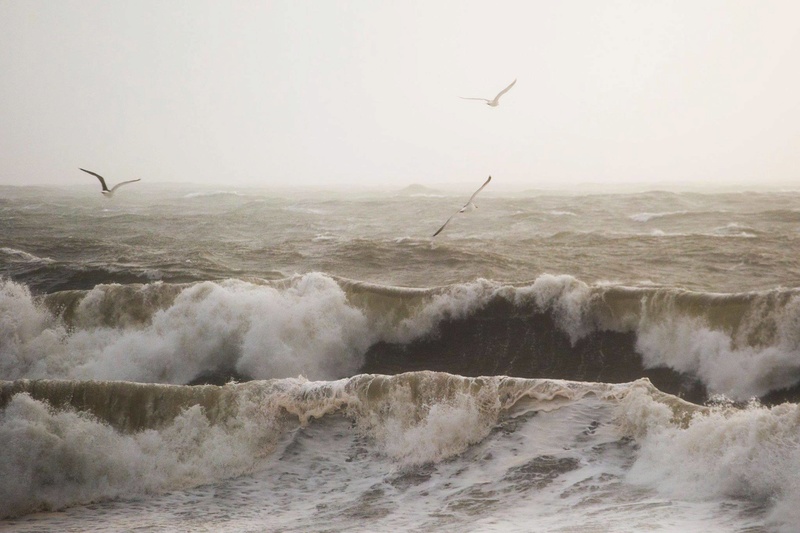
[2,183,800,532]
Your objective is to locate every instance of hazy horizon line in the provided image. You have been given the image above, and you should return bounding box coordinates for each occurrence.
[1,179,798,195]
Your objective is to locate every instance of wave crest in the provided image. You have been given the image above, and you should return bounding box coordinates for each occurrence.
[2,275,800,400]
[4,372,797,529]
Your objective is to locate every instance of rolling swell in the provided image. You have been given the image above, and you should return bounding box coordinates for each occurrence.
[5,274,799,402]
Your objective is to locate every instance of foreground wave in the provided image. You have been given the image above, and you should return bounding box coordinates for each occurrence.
[1,373,797,531]
[2,273,799,402]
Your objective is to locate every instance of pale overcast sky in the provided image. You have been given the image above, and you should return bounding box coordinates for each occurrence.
[1,0,799,189]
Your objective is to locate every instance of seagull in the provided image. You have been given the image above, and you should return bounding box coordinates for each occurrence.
[459,79,517,107]
[79,168,141,197]
[433,176,492,237]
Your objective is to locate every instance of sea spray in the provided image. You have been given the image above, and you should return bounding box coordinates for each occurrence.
[3,373,795,531]
[0,390,277,518]
[618,387,800,532]
[3,274,800,400]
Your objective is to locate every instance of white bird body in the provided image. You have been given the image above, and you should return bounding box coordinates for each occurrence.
[460,79,517,107]
[432,176,492,237]
[79,168,141,197]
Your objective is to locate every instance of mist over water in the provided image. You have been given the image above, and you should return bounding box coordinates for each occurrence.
[2,184,800,532]
[2,184,798,292]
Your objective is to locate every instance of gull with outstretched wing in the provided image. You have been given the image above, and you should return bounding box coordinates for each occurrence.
[80,168,141,197]
[433,176,492,237]
[460,79,516,107]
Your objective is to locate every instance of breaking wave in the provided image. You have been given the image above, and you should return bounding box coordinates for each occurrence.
[0,374,688,517]
[1,273,799,401]
[1,373,798,531]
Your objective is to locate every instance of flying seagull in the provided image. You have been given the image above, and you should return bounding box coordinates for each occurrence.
[460,79,517,107]
[79,168,141,197]
[432,176,492,237]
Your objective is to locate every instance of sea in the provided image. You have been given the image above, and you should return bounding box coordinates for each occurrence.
[1,182,799,532]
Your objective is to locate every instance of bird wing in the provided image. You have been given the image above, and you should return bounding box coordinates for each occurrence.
[459,97,490,102]
[493,79,517,101]
[465,175,492,205]
[432,176,492,237]
[79,167,109,191]
[432,211,459,237]
[109,179,142,193]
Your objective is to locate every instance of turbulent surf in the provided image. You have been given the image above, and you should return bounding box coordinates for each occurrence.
[1,184,799,531]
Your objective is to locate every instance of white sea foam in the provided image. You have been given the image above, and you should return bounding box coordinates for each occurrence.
[353,378,501,465]
[712,222,758,238]
[0,391,278,518]
[382,278,504,344]
[0,280,66,379]
[312,233,339,242]
[2,274,510,383]
[2,274,799,401]
[635,294,800,399]
[0,247,54,264]
[515,274,594,344]
[2,375,768,531]
[183,190,245,199]
[358,274,593,346]
[629,210,688,222]
[1,275,374,383]
[618,386,800,533]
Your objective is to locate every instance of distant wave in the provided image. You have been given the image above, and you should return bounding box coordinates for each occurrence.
[711,222,758,238]
[284,205,326,215]
[0,247,54,264]
[183,190,246,199]
[0,260,200,295]
[646,228,758,239]
[312,233,340,242]
[629,210,689,222]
